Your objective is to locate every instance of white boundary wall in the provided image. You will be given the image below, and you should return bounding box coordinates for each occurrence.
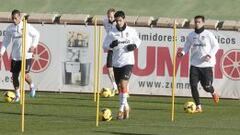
[0,23,239,99]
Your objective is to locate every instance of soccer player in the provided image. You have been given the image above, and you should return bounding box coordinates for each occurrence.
[103,8,118,94]
[0,9,40,102]
[103,11,141,119]
[177,15,220,113]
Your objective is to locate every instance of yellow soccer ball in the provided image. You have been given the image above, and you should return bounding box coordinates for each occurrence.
[4,91,16,103]
[100,88,112,98]
[184,101,196,113]
[99,108,112,121]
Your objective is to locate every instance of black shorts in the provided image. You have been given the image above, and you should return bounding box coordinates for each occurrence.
[106,50,113,68]
[113,65,133,85]
[10,59,32,73]
[190,66,213,88]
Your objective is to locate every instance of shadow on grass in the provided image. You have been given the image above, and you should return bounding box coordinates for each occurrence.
[39,95,121,102]
[0,101,8,104]
[0,100,173,112]
[95,131,158,135]
[39,96,92,101]
[26,101,96,108]
[0,111,94,121]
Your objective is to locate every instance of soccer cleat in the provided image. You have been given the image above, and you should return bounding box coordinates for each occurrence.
[14,96,20,103]
[30,87,36,97]
[193,107,203,113]
[212,92,219,104]
[123,107,130,119]
[126,93,130,98]
[117,111,124,120]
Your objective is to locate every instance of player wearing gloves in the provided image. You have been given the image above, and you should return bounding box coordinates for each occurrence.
[177,15,220,113]
[103,10,141,119]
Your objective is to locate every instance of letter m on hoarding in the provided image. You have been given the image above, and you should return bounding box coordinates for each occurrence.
[157,47,189,77]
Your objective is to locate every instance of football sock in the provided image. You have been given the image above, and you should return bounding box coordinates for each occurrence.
[122,93,129,109]
[16,88,20,97]
[30,83,35,89]
[119,93,124,112]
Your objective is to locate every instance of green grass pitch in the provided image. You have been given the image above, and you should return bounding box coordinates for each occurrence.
[0,0,239,135]
[0,92,239,135]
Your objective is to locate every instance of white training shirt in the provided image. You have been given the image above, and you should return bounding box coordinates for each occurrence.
[181,30,219,67]
[1,21,40,60]
[103,25,141,68]
[103,17,115,33]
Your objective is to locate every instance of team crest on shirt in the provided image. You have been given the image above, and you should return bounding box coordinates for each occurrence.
[126,32,129,37]
[200,36,206,46]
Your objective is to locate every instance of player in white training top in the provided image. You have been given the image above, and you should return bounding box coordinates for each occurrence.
[177,15,220,113]
[103,11,141,120]
[1,9,40,102]
[103,8,118,95]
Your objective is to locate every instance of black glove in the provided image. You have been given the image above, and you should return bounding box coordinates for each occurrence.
[126,44,137,51]
[110,40,118,48]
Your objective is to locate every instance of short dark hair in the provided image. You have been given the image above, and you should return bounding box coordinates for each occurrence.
[114,11,125,19]
[107,8,115,14]
[11,9,20,16]
[194,15,205,22]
